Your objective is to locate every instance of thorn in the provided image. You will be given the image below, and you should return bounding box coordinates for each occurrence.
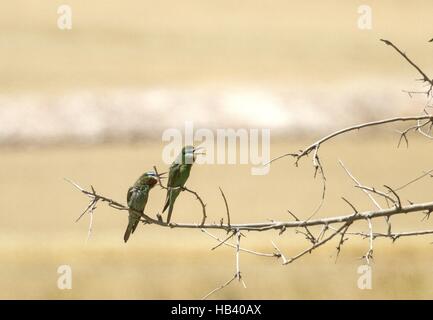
[279,226,286,235]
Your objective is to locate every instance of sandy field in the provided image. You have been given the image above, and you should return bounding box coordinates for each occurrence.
[1,137,433,299]
[1,0,433,299]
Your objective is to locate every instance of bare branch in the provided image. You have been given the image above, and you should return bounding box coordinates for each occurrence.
[287,210,316,244]
[355,186,396,205]
[201,229,278,258]
[335,198,358,262]
[66,178,161,225]
[86,202,96,243]
[362,218,374,265]
[210,231,236,251]
[181,186,207,225]
[219,187,231,228]
[67,179,433,233]
[338,160,382,210]
[201,274,237,300]
[381,39,433,95]
[266,115,433,166]
[271,240,288,265]
[285,211,358,265]
[68,39,433,300]
[202,229,245,300]
[383,185,402,209]
[394,169,433,192]
[341,197,358,214]
[339,228,433,242]
[396,119,433,148]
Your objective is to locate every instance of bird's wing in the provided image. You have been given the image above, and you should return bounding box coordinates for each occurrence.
[163,163,181,213]
[167,162,182,187]
[126,186,134,206]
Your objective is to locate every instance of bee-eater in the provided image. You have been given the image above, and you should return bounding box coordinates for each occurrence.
[162,145,203,224]
[124,171,162,243]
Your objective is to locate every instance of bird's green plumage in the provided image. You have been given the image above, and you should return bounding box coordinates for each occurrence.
[124,172,157,243]
[163,146,196,223]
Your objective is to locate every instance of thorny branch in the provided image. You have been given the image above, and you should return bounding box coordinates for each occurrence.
[265,39,433,218]
[68,178,433,232]
[380,39,433,97]
[68,39,433,298]
[202,229,246,300]
[265,114,433,219]
[219,187,231,228]
[266,115,433,167]
[201,229,278,258]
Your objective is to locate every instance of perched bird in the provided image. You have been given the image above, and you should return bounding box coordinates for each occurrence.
[124,171,162,243]
[162,146,203,224]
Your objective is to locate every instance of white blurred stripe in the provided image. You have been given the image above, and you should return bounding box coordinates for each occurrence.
[0,85,422,145]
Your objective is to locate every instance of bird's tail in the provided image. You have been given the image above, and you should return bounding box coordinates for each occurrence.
[162,191,170,213]
[163,188,180,224]
[124,210,140,243]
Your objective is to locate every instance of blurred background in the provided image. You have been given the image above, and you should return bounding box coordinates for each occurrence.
[1,0,433,299]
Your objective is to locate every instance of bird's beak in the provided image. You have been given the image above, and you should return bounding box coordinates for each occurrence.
[193,147,206,155]
[157,172,167,179]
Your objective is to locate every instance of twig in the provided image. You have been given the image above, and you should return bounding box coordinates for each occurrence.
[355,186,396,205]
[201,274,237,300]
[285,211,358,265]
[383,185,402,209]
[381,39,433,96]
[202,229,246,299]
[338,160,382,210]
[219,187,231,228]
[317,224,328,241]
[182,186,207,225]
[210,231,236,251]
[331,228,433,242]
[86,202,96,243]
[287,210,316,244]
[271,240,288,264]
[235,230,247,288]
[153,165,165,189]
[362,218,374,265]
[335,198,357,262]
[396,119,433,148]
[394,169,433,192]
[201,229,278,258]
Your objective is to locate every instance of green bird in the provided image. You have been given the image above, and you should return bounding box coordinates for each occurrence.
[124,170,163,243]
[162,145,203,224]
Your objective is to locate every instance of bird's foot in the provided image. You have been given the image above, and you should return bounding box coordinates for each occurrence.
[156,213,163,223]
